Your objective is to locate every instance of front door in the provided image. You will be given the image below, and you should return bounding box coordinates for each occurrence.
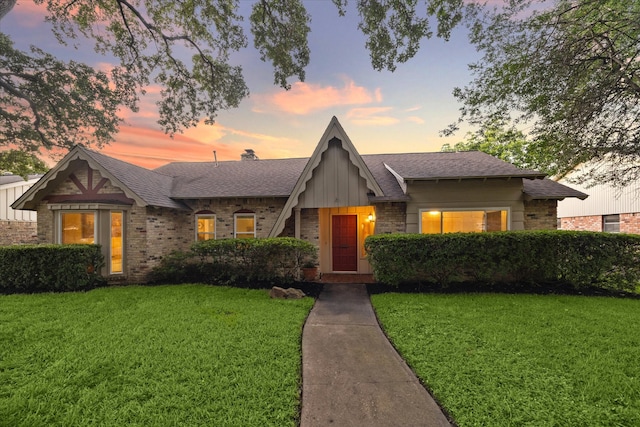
[332,215,358,271]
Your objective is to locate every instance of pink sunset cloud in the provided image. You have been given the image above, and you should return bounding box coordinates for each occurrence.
[100,125,237,169]
[253,77,378,115]
[98,120,303,169]
[347,107,400,126]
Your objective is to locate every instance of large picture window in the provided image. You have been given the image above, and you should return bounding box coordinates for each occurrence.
[61,212,96,244]
[420,209,508,234]
[196,214,216,241]
[234,213,256,239]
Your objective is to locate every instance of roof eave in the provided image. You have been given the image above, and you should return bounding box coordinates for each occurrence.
[405,174,547,182]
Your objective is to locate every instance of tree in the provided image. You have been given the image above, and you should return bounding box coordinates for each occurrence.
[445,0,640,186]
[0,0,480,154]
[441,121,562,176]
[0,149,48,178]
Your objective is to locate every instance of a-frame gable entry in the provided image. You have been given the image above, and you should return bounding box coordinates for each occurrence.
[269,117,383,237]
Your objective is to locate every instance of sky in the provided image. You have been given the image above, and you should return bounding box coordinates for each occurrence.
[1,1,484,169]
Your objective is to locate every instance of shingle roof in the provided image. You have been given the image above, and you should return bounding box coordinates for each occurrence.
[80,146,591,205]
[154,151,550,201]
[365,151,546,181]
[523,178,588,200]
[155,158,308,198]
[79,147,187,209]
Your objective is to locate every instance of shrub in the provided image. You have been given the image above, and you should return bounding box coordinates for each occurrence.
[365,231,640,291]
[150,237,317,286]
[0,244,105,293]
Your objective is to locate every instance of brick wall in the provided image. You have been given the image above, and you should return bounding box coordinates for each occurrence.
[621,213,640,234]
[560,212,640,234]
[186,197,288,239]
[560,214,602,232]
[0,220,38,245]
[523,200,558,230]
[299,208,319,247]
[36,203,54,243]
[125,205,194,283]
[373,202,406,234]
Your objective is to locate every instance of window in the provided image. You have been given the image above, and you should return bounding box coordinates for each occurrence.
[61,212,96,244]
[59,209,125,275]
[603,214,620,233]
[420,209,508,234]
[196,214,216,241]
[110,211,123,274]
[234,213,256,238]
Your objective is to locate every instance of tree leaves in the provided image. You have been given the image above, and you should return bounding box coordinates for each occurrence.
[0,34,130,151]
[0,149,48,178]
[0,0,481,154]
[452,0,640,186]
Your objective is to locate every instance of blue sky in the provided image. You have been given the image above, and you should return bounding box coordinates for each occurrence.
[2,1,482,168]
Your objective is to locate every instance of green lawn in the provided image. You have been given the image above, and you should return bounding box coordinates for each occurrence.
[0,285,314,427]
[371,292,640,427]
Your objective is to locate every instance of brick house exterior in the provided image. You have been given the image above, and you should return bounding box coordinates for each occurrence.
[13,117,587,283]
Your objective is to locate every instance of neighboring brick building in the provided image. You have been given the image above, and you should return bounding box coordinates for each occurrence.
[0,174,42,245]
[558,176,640,234]
[13,117,587,283]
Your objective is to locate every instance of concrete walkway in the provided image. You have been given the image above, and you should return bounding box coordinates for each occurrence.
[300,283,452,427]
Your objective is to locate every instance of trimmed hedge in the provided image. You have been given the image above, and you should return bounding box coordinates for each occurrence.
[0,244,105,293]
[150,237,317,286]
[365,231,640,291]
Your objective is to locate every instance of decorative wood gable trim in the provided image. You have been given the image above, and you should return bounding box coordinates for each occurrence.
[11,146,146,210]
[44,166,134,205]
[268,116,384,237]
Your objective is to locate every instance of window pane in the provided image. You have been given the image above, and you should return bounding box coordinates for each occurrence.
[486,210,507,232]
[421,210,508,234]
[603,214,620,233]
[443,211,484,233]
[235,215,255,238]
[111,211,123,274]
[61,212,95,244]
[197,215,215,241]
[421,211,442,234]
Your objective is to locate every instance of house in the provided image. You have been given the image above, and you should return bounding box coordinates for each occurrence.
[12,117,587,283]
[0,174,43,245]
[558,176,640,234]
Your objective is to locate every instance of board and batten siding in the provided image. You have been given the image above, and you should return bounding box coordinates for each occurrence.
[557,180,640,218]
[1,179,39,221]
[405,179,526,233]
[296,140,371,208]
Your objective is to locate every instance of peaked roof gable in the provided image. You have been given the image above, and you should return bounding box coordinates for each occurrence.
[268,117,384,237]
[12,146,186,210]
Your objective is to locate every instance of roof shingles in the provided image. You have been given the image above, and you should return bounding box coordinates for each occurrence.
[82,147,584,205]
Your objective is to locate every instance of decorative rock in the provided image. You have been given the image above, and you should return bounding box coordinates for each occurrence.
[270,286,306,299]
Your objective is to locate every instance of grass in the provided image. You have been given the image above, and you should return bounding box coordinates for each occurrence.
[370,292,640,427]
[0,284,314,427]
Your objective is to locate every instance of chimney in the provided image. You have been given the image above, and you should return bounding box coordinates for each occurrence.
[241,149,259,161]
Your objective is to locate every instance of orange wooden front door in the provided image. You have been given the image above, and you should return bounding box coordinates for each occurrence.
[332,215,358,271]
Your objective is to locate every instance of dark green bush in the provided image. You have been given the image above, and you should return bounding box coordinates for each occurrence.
[150,237,317,286]
[0,244,105,293]
[365,231,640,291]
